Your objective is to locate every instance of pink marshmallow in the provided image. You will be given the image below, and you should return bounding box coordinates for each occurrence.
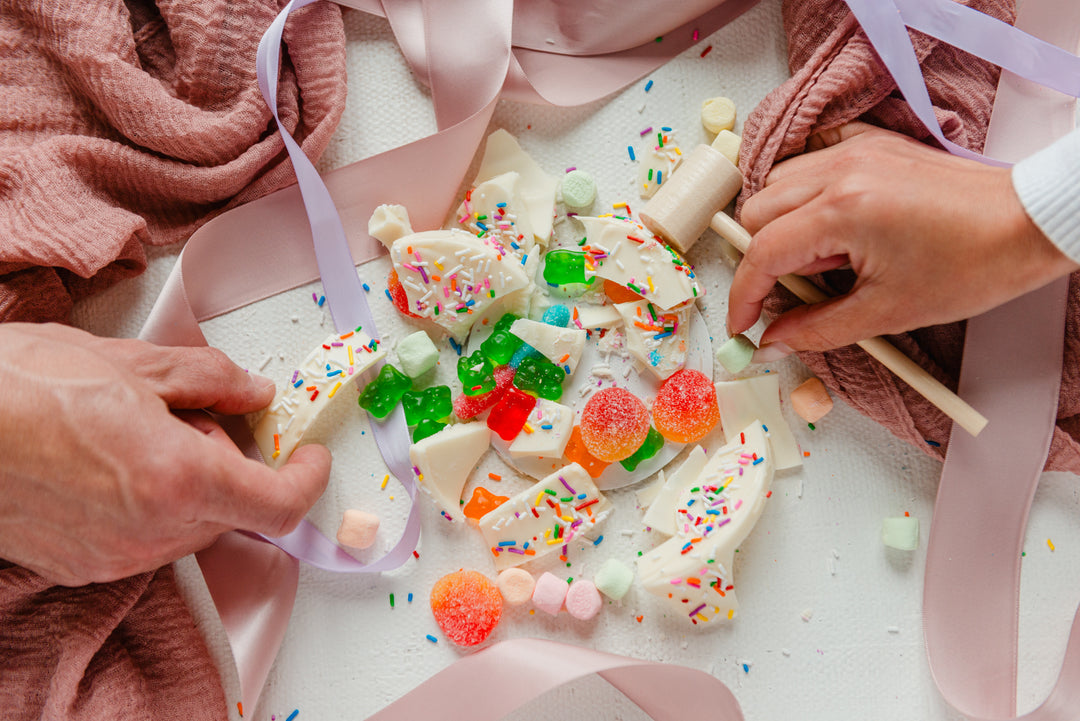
[564,579,602,620]
[496,568,535,605]
[790,377,833,423]
[336,509,380,549]
[532,572,569,616]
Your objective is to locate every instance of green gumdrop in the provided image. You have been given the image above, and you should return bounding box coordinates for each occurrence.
[620,426,665,471]
[480,329,522,365]
[358,364,412,419]
[514,356,565,401]
[457,350,496,396]
[412,418,448,443]
[401,385,453,426]
[543,249,595,286]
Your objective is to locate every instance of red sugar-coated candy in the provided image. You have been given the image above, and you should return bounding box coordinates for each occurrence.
[388,268,421,319]
[430,570,503,647]
[652,369,720,443]
[454,366,515,420]
[563,425,610,479]
[579,387,650,462]
[487,386,537,441]
[603,279,644,304]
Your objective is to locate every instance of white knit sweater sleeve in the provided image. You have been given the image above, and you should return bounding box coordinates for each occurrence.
[1012,128,1080,264]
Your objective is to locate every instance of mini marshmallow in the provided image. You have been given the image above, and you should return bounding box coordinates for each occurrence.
[701,96,737,134]
[716,334,757,374]
[710,130,741,166]
[396,331,439,379]
[790,377,833,423]
[368,204,413,248]
[496,568,535,605]
[882,517,920,551]
[593,558,634,600]
[564,579,603,620]
[336,509,380,550]
[532,572,569,616]
[561,169,597,211]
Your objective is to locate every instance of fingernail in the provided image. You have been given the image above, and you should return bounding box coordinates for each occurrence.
[250,373,277,394]
[752,341,794,364]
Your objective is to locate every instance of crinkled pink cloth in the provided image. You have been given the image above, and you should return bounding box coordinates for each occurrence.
[0,1,346,719]
[739,0,1080,473]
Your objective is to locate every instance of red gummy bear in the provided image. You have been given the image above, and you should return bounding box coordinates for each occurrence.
[388,268,421,319]
[454,366,515,420]
[486,386,537,441]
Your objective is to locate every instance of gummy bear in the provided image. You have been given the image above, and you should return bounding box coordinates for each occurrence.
[563,425,610,479]
[462,486,509,522]
[579,387,650,462]
[358,364,412,418]
[480,313,525,366]
[454,366,515,420]
[619,426,665,471]
[541,304,571,328]
[513,356,565,401]
[603,279,643,304]
[412,418,447,443]
[652,369,720,443]
[457,350,496,396]
[486,386,537,441]
[493,313,520,333]
[401,385,453,426]
[542,249,594,286]
[508,343,540,368]
[387,268,420,318]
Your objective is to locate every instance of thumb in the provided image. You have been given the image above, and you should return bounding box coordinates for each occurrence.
[760,290,884,353]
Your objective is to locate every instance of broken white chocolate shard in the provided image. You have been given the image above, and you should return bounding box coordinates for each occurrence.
[509,318,586,374]
[478,463,612,570]
[368,204,413,249]
[454,171,538,257]
[637,422,774,624]
[254,330,385,469]
[614,299,690,380]
[638,142,682,200]
[508,398,574,459]
[571,303,623,331]
[577,215,701,310]
[475,129,557,245]
[391,229,530,342]
[714,375,802,470]
[641,445,709,535]
[409,422,492,520]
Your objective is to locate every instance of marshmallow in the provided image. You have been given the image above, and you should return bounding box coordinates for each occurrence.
[711,130,742,166]
[496,568,536,605]
[790,377,833,423]
[368,204,413,248]
[882,517,920,551]
[715,334,757,375]
[532,572,569,615]
[336,509,380,550]
[564,579,603,620]
[395,331,439,378]
[561,169,597,211]
[594,558,634,601]
[701,96,737,134]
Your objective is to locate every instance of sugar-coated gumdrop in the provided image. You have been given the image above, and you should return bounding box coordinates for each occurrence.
[541,304,572,328]
[401,385,452,426]
[652,369,720,443]
[458,350,496,396]
[412,418,447,443]
[496,568,535,605]
[579,387,650,462]
[463,486,509,521]
[430,570,503,646]
[564,579,603,620]
[336,509,379,550]
[603,279,643,304]
[563,425,610,479]
[387,268,420,318]
[619,425,664,471]
[513,355,565,401]
[487,386,537,441]
[454,366,515,420]
[358,364,412,418]
[532,572,569,616]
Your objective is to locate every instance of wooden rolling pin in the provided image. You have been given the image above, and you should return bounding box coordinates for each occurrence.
[640,139,988,437]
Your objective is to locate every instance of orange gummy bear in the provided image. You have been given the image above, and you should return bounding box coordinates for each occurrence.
[563,425,610,478]
[463,486,509,521]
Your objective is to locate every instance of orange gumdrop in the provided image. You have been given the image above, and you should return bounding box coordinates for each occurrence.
[579,387,650,462]
[430,570,503,646]
[603,279,644,304]
[652,369,720,443]
[563,425,610,478]
[463,486,509,521]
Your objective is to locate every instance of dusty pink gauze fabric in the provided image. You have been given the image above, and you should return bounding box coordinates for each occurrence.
[0,2,347,719]
[739,0,1080,473]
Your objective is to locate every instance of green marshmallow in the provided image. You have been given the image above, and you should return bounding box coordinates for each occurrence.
[882,517,920,551]
[715,333,757,374]
[594,558,634,600]
[561,169,597,211]
[396,331,439,378]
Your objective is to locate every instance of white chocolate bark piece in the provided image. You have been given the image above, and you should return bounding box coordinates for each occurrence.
[614,299,690,380]
[409,422,492,520]
[497,250,541,321]
[509,318,586,374]
[478,463,612,571]
[454,171,538,257]
[641,445,709,535]
[638,143,682,200]
[391,229,530,342]
[368,204,413,249]
[637,422,774,624]
[475,129,557,245]
[578,216,701,310]
[254,330,384,469]
[508,399,574,459]
[715,375,802,470]
[571,303,623,331]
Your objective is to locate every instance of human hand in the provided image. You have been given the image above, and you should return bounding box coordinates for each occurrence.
[0,323,330,586]
[727,123,1080,353]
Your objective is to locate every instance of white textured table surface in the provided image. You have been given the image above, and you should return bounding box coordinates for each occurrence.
[71,3,1080,720]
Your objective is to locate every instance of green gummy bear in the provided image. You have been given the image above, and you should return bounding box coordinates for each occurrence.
[412,418,448,443]
[620,426,665,471]
[457,350,496,396]
[542,249,594,286]
[481,313,524,365]
[493,313,520,333]
[401,385,453,426]
[358,364,412,419]
[513,356,565,401]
